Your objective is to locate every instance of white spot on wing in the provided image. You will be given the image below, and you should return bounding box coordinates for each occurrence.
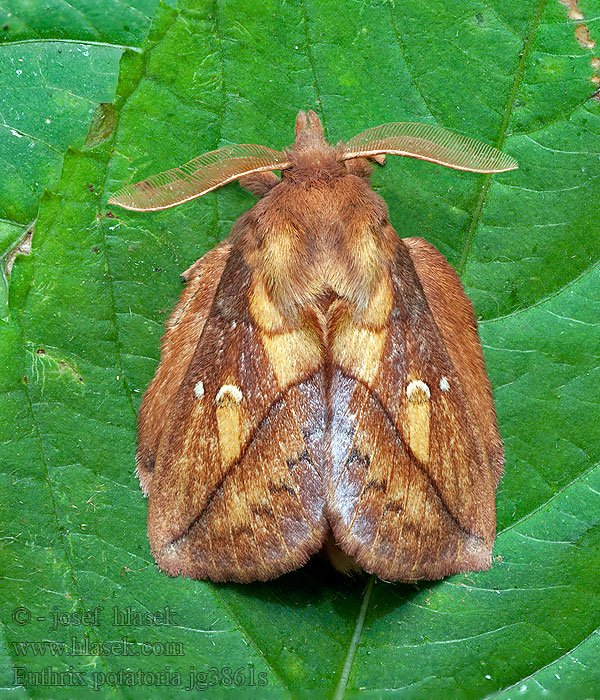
[406,379,430,401]
[215,384,243,405]
[439,376,450,392]
[194,380,205,398]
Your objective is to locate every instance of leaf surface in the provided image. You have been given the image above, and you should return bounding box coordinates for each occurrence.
[1,1,599,698]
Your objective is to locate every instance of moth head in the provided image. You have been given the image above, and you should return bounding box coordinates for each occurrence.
[294,109,326,148]
[108,113,517,212]
[281,110,342,180]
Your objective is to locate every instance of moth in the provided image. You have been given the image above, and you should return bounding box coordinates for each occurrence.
[109,111,517,583]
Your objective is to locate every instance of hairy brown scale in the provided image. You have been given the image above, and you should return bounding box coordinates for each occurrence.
[109,109,516,583]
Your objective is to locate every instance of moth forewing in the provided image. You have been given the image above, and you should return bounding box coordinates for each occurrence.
[326,241,497,581]
[110,110,515,582]
[403,237,504,485]
[146,251,328,583]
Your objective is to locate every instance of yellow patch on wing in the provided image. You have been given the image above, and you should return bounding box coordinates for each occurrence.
[261,330,322,389]
[406,379,431,463]
[215,381,245,465]
[250,274,323,390]
[331,312,387,386]
[330,277,393,387]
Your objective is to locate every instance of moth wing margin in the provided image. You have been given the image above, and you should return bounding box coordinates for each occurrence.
[136,242,233,496]
[146,250,328,582]
[403,236,503,485]
[327,238,497,581]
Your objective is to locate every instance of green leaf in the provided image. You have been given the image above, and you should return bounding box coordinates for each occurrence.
[0,0,172,45]
[0,41,122,224]
[0,219,32,322]
[1,1,599,699]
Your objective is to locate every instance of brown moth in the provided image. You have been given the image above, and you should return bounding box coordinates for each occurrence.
[109,112,517,583]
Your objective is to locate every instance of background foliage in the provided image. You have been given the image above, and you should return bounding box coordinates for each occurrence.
[1,0,599,698]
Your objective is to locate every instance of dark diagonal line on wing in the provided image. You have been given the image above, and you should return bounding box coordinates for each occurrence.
[337,370,483,542]
[167,372,321,547]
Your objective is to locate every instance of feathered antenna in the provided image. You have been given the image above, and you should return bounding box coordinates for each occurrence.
[342,122,517,173]
[109,144,290,212]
